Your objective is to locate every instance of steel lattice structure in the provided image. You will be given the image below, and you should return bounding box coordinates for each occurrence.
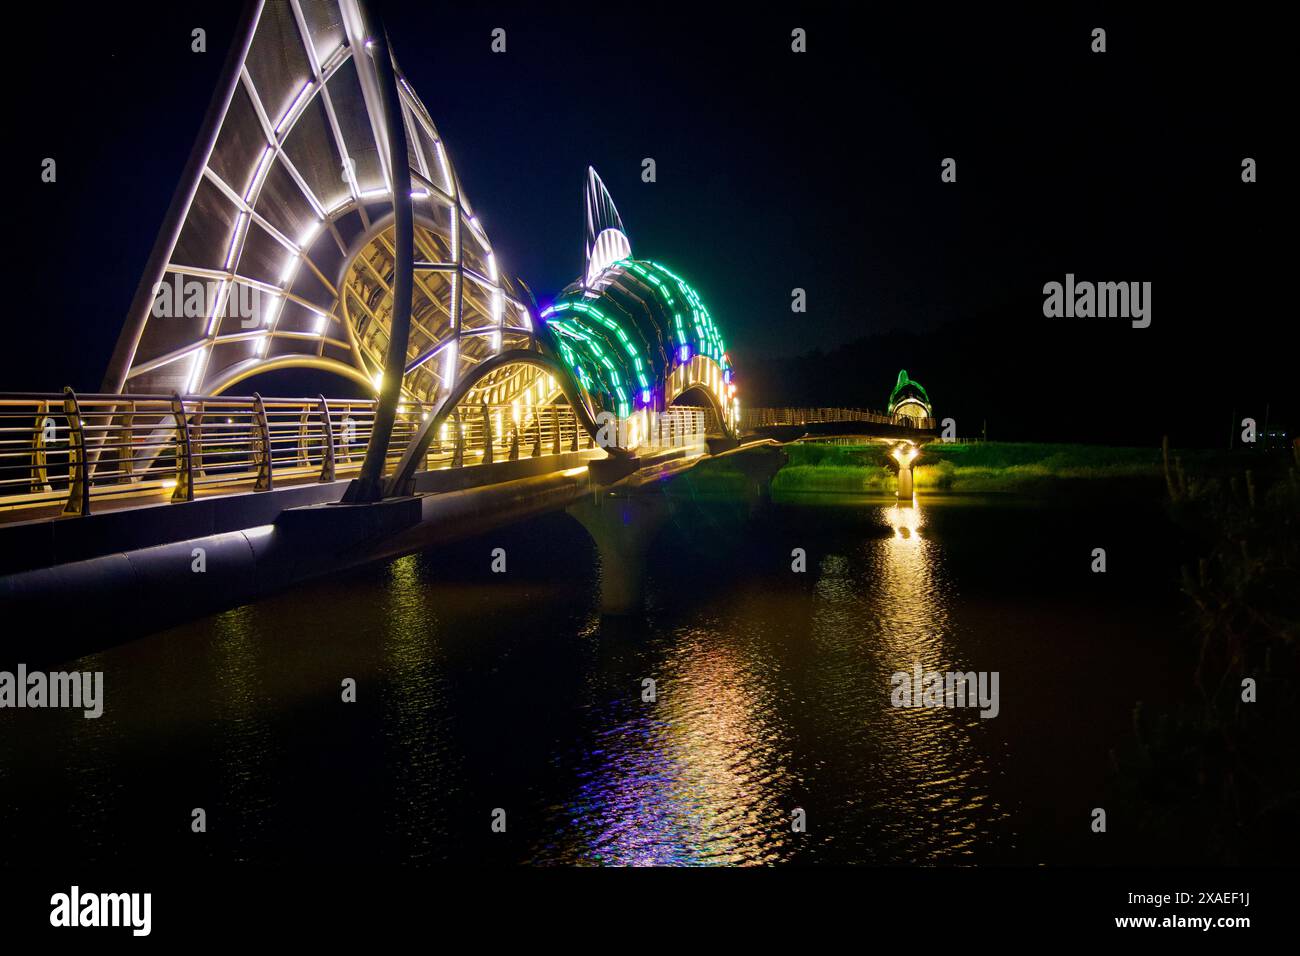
[539,169,739,439]
[887,369,933,422]
[106,0,539,408]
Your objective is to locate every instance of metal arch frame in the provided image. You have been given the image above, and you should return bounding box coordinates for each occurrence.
[203,354,376,396]
[891,397,932,420]
[345,20,413,503]
[887,370,932,417]
[664,353,734,439]
[544,260,737,438]
[105,0,534,403]
[386,349,612,497]
[103,0,264,393]
[332,209,535,403]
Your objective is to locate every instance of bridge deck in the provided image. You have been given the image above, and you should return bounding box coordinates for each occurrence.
[0,395,935,583]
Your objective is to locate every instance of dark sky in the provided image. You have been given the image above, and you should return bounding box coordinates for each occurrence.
[8,2,1287,445]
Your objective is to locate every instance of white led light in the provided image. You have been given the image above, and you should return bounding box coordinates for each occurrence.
[224,213,248,270]
[275,81,314,135]
[296,221,321,250]
[245,148,274,202]
[263,293,284,328]
[205,279,229,336]
[442,342,457,388]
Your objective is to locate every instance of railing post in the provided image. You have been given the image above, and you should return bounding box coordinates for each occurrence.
[190,401,206,479]
[570,407,579,452]
[31,401,52,493]
[116,410,135,483]
[531,411,542,458]
[317,395,336,482]
[61,387,91,516]
[452,408,464,468]
[551,404,561,455]
[171,393,195,502]
[509,419,521,461]
[481,402,494,465]
[251,392,273,491]
[296,407,311,467]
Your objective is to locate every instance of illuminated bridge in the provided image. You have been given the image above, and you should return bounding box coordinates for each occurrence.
[0,0,933,651]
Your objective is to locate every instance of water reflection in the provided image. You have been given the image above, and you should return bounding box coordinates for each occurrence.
[537,498,1004,865]
[2,497,1178,865]
[802,498,1007,860]
[532,627,797,866]
[211,607,277,862]
[378,555,457,860]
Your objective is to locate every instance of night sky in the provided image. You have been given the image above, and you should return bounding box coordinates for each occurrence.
[9,2,1286,446]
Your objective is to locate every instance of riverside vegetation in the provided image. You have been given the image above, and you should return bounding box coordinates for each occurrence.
[771,440,1233,496]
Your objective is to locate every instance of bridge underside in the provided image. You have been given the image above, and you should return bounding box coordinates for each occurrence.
[0,431,773,662]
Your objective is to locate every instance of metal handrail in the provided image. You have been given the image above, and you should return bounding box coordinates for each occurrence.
[739,407,936,431]
[0,392,713,516]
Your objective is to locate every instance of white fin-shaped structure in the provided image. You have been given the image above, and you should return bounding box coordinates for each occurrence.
[583,167,632,287]
[106,0,536,402]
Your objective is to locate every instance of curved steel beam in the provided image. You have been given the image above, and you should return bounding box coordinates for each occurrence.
[665,357,734,440]
[203,354,377,396]
[344,25,416,504]
[385,349,611,497]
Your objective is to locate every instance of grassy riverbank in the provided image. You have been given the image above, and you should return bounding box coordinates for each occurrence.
[771,441,1235,495]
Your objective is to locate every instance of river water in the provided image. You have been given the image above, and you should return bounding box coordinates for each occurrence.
[0,491,1190,865]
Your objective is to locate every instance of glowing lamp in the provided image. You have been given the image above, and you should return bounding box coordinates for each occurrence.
[891,445,918,466]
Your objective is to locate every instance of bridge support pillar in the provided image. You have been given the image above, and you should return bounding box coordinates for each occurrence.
[567,492,669,615]
[897,464,914,499]
[723,445,786,515]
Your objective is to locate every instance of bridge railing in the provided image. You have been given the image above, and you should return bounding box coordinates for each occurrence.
[437,404,708,461]
[0,389,730,518]
[0,392,421,516]
[0,391,716,518]
[740,407,936,430]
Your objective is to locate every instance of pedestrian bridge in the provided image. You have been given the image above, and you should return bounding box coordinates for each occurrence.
[0,388,931,539]
[0,0,936,653]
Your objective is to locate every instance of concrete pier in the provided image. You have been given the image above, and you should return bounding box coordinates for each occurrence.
[567,492,670,615]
